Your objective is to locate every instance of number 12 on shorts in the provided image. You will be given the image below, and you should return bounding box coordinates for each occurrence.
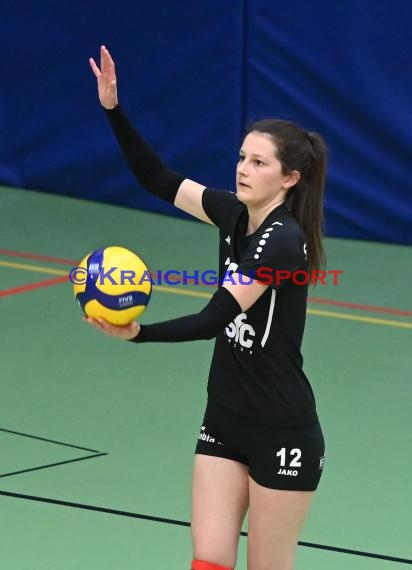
[276,447,302,468]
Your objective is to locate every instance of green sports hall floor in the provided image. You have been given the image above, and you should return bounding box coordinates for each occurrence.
[1,185,411,569]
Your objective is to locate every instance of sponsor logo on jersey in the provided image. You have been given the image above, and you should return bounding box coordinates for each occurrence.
[225,313,256,351]
[224,258,256,353]
[198,426,223,446]
[276,469,298,477]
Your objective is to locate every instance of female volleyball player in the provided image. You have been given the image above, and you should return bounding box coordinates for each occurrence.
[88,45,327,570]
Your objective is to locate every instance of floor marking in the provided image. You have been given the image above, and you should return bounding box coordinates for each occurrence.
[307,308,412,329]
[0,249,78,265]
[0,491,410,564]
[0,275,68,297]
[0,428,108,478]
[308,295,412,317]
[0,260,68,275]
[0,427,101,453]
[0,453,107,478]
[153,284,211,299]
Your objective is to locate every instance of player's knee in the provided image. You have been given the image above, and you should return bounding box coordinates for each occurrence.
[191,559,234,570]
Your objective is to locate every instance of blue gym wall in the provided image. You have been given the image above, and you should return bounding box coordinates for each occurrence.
[1,0,411,244]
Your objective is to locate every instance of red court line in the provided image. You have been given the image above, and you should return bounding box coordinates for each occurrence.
[0,275,69,298]
[1,249,411,318]
[0,249,77,266]
[308,296,412,318]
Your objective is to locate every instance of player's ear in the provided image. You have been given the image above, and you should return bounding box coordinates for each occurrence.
[283,170,300,189]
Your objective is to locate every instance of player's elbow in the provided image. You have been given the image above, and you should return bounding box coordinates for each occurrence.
[196,313,226,340]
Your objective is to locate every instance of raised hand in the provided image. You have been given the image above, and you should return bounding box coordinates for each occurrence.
[83,316,140,340]
[89,45,118,110]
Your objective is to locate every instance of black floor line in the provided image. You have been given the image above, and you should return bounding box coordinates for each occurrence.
[0,490,410,565]
[0,427,100,453]
[295,541,412,564]
[0,453,108,478]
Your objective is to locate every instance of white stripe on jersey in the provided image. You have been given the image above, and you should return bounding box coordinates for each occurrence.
[261,289,276,348]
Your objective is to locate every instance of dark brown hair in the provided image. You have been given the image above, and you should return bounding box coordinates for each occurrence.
[246,119,327,273]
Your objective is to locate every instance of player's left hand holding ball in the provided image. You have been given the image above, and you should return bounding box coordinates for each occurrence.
[83,316,139,340]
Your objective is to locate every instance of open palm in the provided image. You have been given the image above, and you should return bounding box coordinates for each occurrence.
[89,45,118,109]
[83,316,140,340]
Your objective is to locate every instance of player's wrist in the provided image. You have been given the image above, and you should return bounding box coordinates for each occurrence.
[128,324,147,343]
[104,103,119,112]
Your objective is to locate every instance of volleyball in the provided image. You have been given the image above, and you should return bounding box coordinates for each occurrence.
[73,246,152,325]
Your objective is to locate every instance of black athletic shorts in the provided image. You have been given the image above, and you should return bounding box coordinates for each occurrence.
[195,401,325,491]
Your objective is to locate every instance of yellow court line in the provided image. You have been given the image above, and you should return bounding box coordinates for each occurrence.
[0,260,68,276]
[1,259,411,329]
[153,284,212,299]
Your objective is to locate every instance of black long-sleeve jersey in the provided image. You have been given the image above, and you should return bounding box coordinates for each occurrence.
[202,188,318,427]
[104,106,318,428]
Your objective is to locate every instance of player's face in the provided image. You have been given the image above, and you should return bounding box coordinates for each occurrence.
[236,132,298,207]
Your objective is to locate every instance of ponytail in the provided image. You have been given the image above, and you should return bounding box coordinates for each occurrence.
[247,119,328,276]
[289,132,327,274]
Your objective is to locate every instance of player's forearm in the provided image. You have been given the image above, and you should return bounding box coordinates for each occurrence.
[129,287,241,343]
[105,106,185,203]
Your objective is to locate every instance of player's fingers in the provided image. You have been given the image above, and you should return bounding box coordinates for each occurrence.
[104,46,115,71]
[83,316,101,328]
[101,45,112,74]
[100,45,106,73]
[82,316,136,339]
[89,58,101,78]
[96,318,129,338]
[97,318,113,330]
[102,46,116,83]
[126,321,139,336]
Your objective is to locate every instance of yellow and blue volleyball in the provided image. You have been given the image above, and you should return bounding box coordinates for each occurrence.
[73,246,152,326]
